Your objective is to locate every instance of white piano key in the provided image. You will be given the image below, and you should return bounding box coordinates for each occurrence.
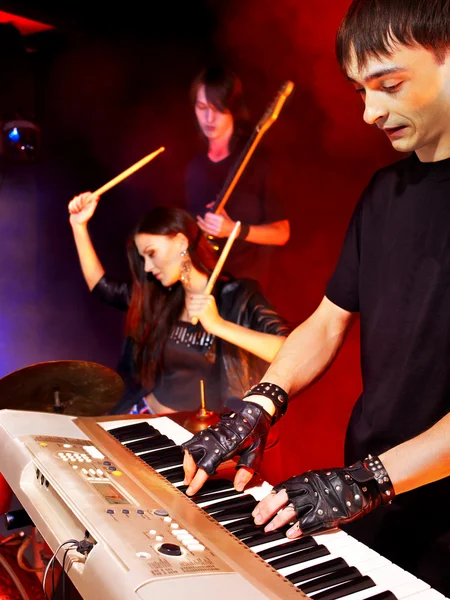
[369,563,426,586]
[391,579,430,596]
[406,591,447,600]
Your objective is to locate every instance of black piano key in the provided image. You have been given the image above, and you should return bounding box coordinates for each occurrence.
[204,495,257,515]
[287,558,348,586]
[147,455,184,470]
[141,447,183,465]
[161,467,185,484]
[108,422,160,442]
[365,593,398,600]
[257,536,318,560]
[213,509,260,522]
[269,545,330,570]
[229,524,266,540]
[224,516,258,532]
[190,488,245,505]
[301,566,361,595]
[125,435,175,453]
[311,575,375,600]
[244,528,292,547]
[177,479,236,496]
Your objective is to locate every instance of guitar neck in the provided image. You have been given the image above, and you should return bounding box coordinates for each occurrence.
[210,80,294,216]
[211,128,263,215]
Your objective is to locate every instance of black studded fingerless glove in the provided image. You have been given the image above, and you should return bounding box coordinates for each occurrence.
[274,455,395,535]
[181,401,272,475]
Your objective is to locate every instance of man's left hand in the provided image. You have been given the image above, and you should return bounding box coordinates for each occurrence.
[252,460,395,538]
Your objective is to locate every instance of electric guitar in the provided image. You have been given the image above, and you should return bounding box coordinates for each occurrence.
[209,79,295,219]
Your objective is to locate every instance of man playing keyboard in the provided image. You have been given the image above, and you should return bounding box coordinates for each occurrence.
[181,0,450,595]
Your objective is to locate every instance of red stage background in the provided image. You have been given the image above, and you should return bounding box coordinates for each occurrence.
[0,0,400,482]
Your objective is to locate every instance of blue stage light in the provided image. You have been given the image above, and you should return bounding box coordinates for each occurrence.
[2,120,39,163]
[7,127,20,142]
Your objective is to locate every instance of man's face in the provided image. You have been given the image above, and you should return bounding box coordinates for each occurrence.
[194,85,234,142]
[347,43,450,161]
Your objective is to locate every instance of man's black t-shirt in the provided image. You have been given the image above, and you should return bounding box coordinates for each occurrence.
[184,144,285,289]
[326,152,450,594]
[326,153,450,463]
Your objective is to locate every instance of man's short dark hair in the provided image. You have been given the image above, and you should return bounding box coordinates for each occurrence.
[336,0,450,73]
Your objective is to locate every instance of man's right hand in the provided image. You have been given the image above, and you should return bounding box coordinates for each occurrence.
[68,192,100,227]
[181,400,273,496]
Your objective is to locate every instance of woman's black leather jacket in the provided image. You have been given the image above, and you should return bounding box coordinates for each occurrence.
[92,275,290,412]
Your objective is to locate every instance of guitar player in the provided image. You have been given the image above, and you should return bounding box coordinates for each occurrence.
[185,65,291,292]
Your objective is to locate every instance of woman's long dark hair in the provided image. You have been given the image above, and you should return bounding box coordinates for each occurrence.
[190,65,251,147]
[126,206,219,387]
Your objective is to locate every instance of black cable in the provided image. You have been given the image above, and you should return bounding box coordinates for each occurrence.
[42,540,78,600]
[42,537,94,600]
[51,549,56,600]
[61,548,71,600]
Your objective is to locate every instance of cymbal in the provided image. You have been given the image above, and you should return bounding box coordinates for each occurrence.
[0,360,124,416]
[168,410,220,434]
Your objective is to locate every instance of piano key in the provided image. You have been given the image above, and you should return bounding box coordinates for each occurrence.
[369,565,430,596]
[225,523,267,539]
[309,574,376,600]
[258,536,318,560]
[158,466,185,483]
[147,455,186,470]
[275,543,389,580]
[224,516,259,532]
[213,509,262,523]
[108,422,159,442]
[178,479,237,497]
[316,566,430,600]
[365,593,398,600]
[203,495,257,515]
[124,435,175,453]
[398,592,447,600]
[286,557,349,585]
[301,566,362,595]
[249,529,350,559]
[239,529,289,546]
[140,446,183,463]
[269,545,331,570]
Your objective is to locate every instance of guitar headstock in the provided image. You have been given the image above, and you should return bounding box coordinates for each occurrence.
[257,80,295,134]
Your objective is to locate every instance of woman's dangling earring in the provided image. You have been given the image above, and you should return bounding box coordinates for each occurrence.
[180,249,192,289]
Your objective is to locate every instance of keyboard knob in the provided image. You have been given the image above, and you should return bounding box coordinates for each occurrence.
[157,543,182,556]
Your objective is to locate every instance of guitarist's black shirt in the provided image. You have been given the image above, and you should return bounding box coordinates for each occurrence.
[184,144,286,290]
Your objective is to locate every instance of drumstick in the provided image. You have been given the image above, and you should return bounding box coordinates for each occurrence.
[191,221,241,325]
[81,146,165,207]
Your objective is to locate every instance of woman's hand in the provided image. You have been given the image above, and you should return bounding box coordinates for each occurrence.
[186,293,223,333]
[68,192,100,227]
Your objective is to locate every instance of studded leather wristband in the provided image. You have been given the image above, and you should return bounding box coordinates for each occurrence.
[362,454,395,504]
[243,382,288,424]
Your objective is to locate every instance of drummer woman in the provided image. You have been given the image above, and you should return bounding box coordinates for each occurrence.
[68,192,290,416]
